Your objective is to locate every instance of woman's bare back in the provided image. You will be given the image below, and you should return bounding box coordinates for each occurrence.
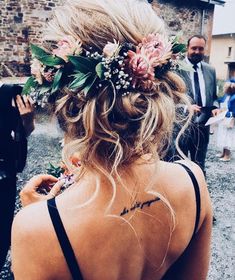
[12,160,212,280]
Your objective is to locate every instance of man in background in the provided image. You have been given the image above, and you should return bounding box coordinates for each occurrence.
[179,35,218,174]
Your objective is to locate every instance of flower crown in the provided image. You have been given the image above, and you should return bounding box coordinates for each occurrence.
[23,33,190,107]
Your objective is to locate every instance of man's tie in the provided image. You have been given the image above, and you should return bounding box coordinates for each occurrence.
[193,64,203,107]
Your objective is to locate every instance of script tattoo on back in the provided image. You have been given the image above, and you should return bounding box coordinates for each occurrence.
[120,197,160,216]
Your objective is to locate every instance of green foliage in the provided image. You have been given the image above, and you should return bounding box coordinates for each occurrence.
[39,55,64,67]
[68,55,98,73]
[31,44,49,59]
[39,85,51,94]
[95,62,106,80]
[68,55,102,94]
[22,76,37,95]
[46,163,64,178]
[172,43,186,54]
[31,44,64,66]
[52,68,63,93]
[69,72,92,89]
[83,75,97,95]
[171,33,187,54]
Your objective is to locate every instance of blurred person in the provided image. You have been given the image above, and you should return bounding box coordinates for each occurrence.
[11,1,212,279]
[215,79,235,161]
[0,82,34,271]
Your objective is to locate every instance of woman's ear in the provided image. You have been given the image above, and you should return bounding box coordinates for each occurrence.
[70,152,81,167]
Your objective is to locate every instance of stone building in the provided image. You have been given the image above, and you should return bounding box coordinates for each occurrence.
[210,33,235,80]
[0,0,225,77]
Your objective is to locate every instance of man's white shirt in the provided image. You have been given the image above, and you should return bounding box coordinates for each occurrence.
[185,57,206,107]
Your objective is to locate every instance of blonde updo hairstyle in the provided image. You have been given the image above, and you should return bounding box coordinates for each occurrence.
[47,0,190,188]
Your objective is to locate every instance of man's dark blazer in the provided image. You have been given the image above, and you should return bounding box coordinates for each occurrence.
[179,61,217,124]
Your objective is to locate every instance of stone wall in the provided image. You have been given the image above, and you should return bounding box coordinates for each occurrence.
[0,0,63,77]
[0,0,214,77]
[154,0,215,60]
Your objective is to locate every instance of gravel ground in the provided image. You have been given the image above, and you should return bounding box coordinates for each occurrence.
[0,112,234,279]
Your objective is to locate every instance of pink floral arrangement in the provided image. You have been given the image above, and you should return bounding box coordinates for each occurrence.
[23,33,188,106]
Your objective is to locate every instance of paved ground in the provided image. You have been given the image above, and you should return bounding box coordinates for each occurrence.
[0,114,234,279]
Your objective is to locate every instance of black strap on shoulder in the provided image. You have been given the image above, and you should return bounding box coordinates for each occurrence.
[175,162,201,236]
[47,198,83,280]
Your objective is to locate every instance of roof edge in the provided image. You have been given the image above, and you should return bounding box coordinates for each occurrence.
[199,0,225,5]
[212,33,235,36]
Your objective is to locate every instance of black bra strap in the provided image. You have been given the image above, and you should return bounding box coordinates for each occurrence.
[176,162,201,236]
[47,198,83,280]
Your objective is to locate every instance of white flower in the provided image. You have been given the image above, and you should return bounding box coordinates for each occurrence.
[103,40,120,58]
[31,58,44,85]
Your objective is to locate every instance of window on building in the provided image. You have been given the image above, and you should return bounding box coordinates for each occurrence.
[228,47,232,57]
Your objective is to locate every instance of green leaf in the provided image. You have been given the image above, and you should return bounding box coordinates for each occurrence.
[46,162,64,177]
[31,44,50,59]
[69,72,92,89]
[39,55,64,66]
[22,76,37,95]
[73,71,89,79]
[31,44,64,66]
[68,55,98,73]
[39,85,52,94]
[172,43,186,54]
[52,68,63,93]
[83,75,97,95]
[95,62,106,80]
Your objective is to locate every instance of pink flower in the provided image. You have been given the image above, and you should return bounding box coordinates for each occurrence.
[126,33,173,89]
[128,48,155,86]
[31,58,44,85]
[52,36,82,61]
[103,41,119,57]
[140,33,172,67]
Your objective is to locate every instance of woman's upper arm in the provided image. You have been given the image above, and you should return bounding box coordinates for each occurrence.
[11,208,33,279]
[11,204,49,279]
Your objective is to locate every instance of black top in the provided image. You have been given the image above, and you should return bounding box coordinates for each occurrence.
[47,163,201,280]
[176,162,201,235]
[47,197,84,280]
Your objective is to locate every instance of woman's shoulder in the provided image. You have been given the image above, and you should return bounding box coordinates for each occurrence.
[13,200,49,230]
[136,158,207,201]
[161,159,206,190]
[12,201,51,254]
[160,159,211,227]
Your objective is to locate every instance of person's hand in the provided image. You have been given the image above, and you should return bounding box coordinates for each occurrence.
[190,104,201,113]
[20,174,64,207]
[211,108,221,117]
[12,95,35,136]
